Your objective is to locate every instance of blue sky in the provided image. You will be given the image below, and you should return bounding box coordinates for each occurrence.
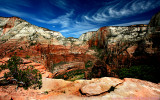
[0,0,160,38]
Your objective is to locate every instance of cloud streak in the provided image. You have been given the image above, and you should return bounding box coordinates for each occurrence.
[84,0,160,23]
[49,0,69,10]
[32,10,74,28]
[59,21,99,37]
[47,11,74,28]
[0,8,32,17]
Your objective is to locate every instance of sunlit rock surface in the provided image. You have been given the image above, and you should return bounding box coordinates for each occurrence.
[0,17,96,70]
[0,77,159,100]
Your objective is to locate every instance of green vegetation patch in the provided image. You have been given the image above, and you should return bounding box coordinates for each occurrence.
[18,47,23,50]
[50,61,67,73]
[30,42,37,46]
[25,55,30,59]
[54,69,85,81]
[70,74,85,81]
[0,56,42,89]
[113,65,160,83]
[85,61,93,68]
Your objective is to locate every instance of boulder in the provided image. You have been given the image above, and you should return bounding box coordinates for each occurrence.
[80,77,123,96]
[101,78,160,99]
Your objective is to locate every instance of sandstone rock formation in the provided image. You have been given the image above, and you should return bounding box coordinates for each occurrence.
[77,12,160,77]
[0,77,159,100]
[0,17,96,74]
[0,14,158,76]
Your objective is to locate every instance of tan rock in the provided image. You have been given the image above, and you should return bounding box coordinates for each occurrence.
[81,82,109,96]
[0,77,159,100]
[0,93,11,100]
[22,58,32,64]
[40,78,72,92]
[101,78,160,99]
[80,77,123,96]
[0,57,9,63]
[0,69,9,78]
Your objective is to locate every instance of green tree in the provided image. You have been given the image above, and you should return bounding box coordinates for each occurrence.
[2,56,42,89]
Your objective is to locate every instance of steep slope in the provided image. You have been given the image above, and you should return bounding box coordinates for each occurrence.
[78,12,160,81]
[0,17,65,45]
[79,26,148,48]
[0,17,96,74]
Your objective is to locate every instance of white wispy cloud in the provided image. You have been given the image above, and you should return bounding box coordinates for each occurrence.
[84,0,160,23]
[48,10,73,28]
[0,8,31,17]
[112,20,150,26]
[67,28,98,38]
[59,29,69,33]
[32,10,74,28]
[59,21,99,38]
[49,0,68,10]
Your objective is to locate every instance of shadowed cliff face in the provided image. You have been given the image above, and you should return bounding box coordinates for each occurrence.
[149,12,160,27]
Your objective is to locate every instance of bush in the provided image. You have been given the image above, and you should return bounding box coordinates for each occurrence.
[30,42,37,46]
[114,65,160,83]
[54,69,85,80]
[25,55,30,59]
[0,64,7,72]
[19,47,23,50]
[50,61,67,73]
[85,61,93,68]
[3,56,42,89]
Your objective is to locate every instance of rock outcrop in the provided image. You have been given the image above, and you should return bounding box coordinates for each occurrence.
[0,77,159,100]
[0,17,64,39]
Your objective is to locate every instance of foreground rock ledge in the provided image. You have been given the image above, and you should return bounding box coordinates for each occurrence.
[0,77,160,100]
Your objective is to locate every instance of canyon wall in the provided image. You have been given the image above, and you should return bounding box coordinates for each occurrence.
[0,11,160,78]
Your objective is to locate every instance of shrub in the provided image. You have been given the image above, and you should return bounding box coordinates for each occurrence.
[114,65,160,83]
[19,47,23,50]
[0,64,7,72]
[30,42,37,46]
[85,61,93,68]
[25,55,30,59]
[54,69,85,80]
[50,61,67,73]
[44,91,48,94]
[3,56,42,89]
